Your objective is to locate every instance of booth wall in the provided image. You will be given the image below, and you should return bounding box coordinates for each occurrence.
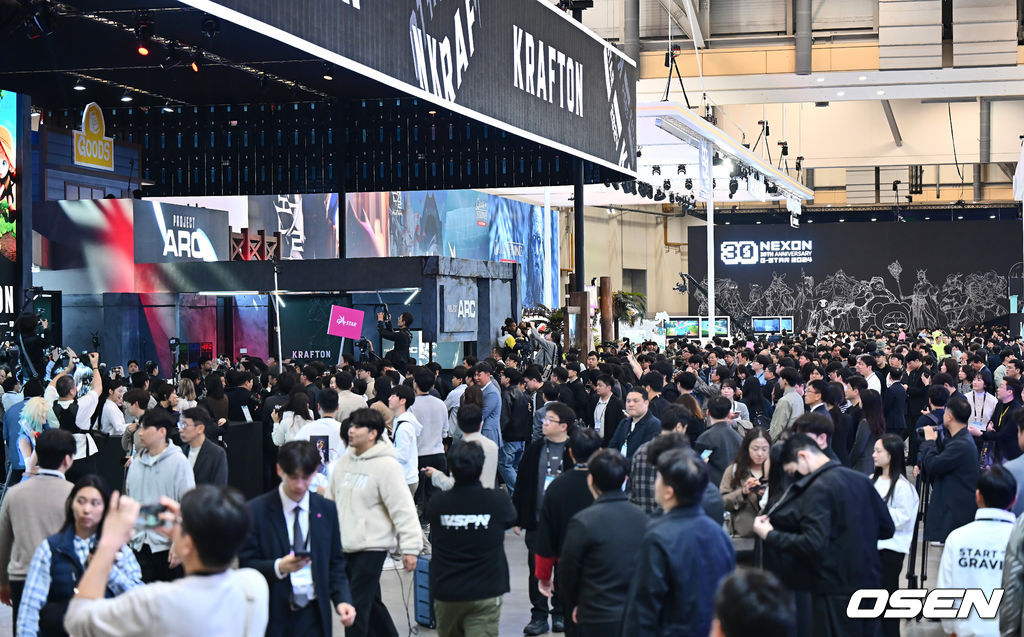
[688,220,1020,333]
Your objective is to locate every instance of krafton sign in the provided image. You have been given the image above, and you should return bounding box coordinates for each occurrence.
[177,0,636,173]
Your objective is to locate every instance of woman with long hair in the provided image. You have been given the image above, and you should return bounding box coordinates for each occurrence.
[871,435,919,637]
[199,374,228,423]
[740,375,770,421]
[176,377,198,413]
[848,388,886,475]
[674,392,705,443]
[270,390,314,446]
[17,475,141,637]
[94,377,126,436]
[720,428,771,537]
[825,381,851,465]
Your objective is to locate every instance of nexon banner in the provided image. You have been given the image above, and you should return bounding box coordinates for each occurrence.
[178,0,636,173]
[134,201,229,263]
[688,221,1019,333]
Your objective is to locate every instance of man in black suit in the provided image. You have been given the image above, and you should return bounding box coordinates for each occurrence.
[239,441,356,637]
[608,390,662,461]
[920,394,980,542]
[641,372,670,419]
[180,407,228,486]
[586,374,623,446]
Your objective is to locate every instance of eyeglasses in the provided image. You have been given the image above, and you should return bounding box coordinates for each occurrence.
[543,417,564,425]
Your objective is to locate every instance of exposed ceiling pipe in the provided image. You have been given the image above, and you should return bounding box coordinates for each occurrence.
[795,0,811,75]
[975,97,990,201]
[624,0,640,63]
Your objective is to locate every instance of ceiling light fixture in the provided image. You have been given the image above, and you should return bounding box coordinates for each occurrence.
[120,91,133,103]
[816,77,825,83]
[72,80,85,91]
[859,75,868,81]
[836,91,845,97]
[322,62,334,81]
[876,90,885,96]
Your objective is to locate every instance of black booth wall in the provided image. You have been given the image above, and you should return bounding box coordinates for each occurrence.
[688,220,1020,333]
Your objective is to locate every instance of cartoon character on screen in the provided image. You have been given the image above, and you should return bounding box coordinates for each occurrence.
[0,125,15,218]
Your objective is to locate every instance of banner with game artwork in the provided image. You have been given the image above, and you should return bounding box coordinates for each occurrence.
[0,90,20,322]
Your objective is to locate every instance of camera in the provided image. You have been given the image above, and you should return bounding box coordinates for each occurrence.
[356,338,371,355]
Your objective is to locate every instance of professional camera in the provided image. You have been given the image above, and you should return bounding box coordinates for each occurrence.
[356,338,371,355]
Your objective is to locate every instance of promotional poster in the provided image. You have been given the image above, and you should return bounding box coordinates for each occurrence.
[0,90,18,320]
[689,221,1018,333]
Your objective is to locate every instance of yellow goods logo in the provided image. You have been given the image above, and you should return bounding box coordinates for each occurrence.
[73,102,113,171]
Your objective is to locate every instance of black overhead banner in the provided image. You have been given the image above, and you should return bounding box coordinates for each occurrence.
[688,221,1020,333]
[180,0,637,174]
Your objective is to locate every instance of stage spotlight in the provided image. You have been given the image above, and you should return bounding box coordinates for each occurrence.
[162,104,174,113]
[189,51,200,72]
[677,164,686,175]
[72,79,85,91]
[322,62,334,81]
[201,14,221,38]
[120,91,133,103]
[654,189,665,202]
[684,178,692,190]
[663,180,671,191]
[135,18,154,56]
[612,182,619,190]
[25,1,54,39]
[160,46,182,69]
[652,165,661,175]
[728,178,738,198]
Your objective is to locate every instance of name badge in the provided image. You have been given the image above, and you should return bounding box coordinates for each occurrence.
[291,563,314,589]
[241,405,253,423]
[543,474,555,492]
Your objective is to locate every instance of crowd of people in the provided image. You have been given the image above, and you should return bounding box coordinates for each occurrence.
[1,316,1024,635]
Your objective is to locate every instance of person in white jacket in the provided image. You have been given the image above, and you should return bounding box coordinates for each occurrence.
[965,373,998,435]
[937,465,1017,637]
[387,384,422,498]
[326,408,421,637]
[870,434,919,637]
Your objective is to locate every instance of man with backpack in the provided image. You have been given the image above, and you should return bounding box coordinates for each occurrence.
[43,350,102,482]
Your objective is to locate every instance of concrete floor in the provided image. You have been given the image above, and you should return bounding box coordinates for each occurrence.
[0,531,952,636]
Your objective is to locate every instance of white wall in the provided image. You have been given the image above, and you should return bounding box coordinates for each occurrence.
[557,205,702,315]
[716,98,1024,169]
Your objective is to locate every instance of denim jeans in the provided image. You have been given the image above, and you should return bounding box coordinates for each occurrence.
[498,440,525,495]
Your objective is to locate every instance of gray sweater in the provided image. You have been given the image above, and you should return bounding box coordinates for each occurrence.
[0,472,72,582]
[125,444,195,552]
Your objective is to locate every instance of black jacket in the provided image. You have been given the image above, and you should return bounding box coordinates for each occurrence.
[905,369,929,419]
[558,492,648,626]
[378,320,411,365]
[763,462,894,597]
[512,437,574,531]
[500,385,532,443]
[585,394,624,446]
[238,490,352,637]
[620,504,735,637]
[882,382,908,435]
[226,386,257,422]
[567,379,589,415]
[424,480,517,602]
[182,438,228,486]
[608,411,662,461]
[981,400,1022,464]
[920,427,980,542]
[534,468,594,560]
[648,395,670,419]
[695,422,743,489]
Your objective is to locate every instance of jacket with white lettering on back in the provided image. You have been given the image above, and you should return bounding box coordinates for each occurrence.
[325,438,422,556]
[424,479,516,602]
[937,507,1015,637]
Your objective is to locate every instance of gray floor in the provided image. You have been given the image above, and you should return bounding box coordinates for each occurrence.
[0,531,949,636]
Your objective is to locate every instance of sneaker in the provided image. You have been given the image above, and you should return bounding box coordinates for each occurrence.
[523,618,548,635]
[551,617,565,632]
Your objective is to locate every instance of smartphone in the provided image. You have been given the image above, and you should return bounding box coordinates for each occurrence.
[293,550,312,559]
[700,449,713,461]
[135,504,168,530]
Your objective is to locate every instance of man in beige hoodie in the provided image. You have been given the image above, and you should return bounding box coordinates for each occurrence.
[327,408,420,637]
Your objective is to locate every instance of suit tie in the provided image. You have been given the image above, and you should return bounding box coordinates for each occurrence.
[291,506,310,608]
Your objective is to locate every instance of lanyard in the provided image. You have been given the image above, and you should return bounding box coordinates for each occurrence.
[543,441,562,477]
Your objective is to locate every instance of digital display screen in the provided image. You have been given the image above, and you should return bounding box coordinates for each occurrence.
[665,319,699,337]
[780,317,794,332]
[752,317,781,333]
[699,317,729,337]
